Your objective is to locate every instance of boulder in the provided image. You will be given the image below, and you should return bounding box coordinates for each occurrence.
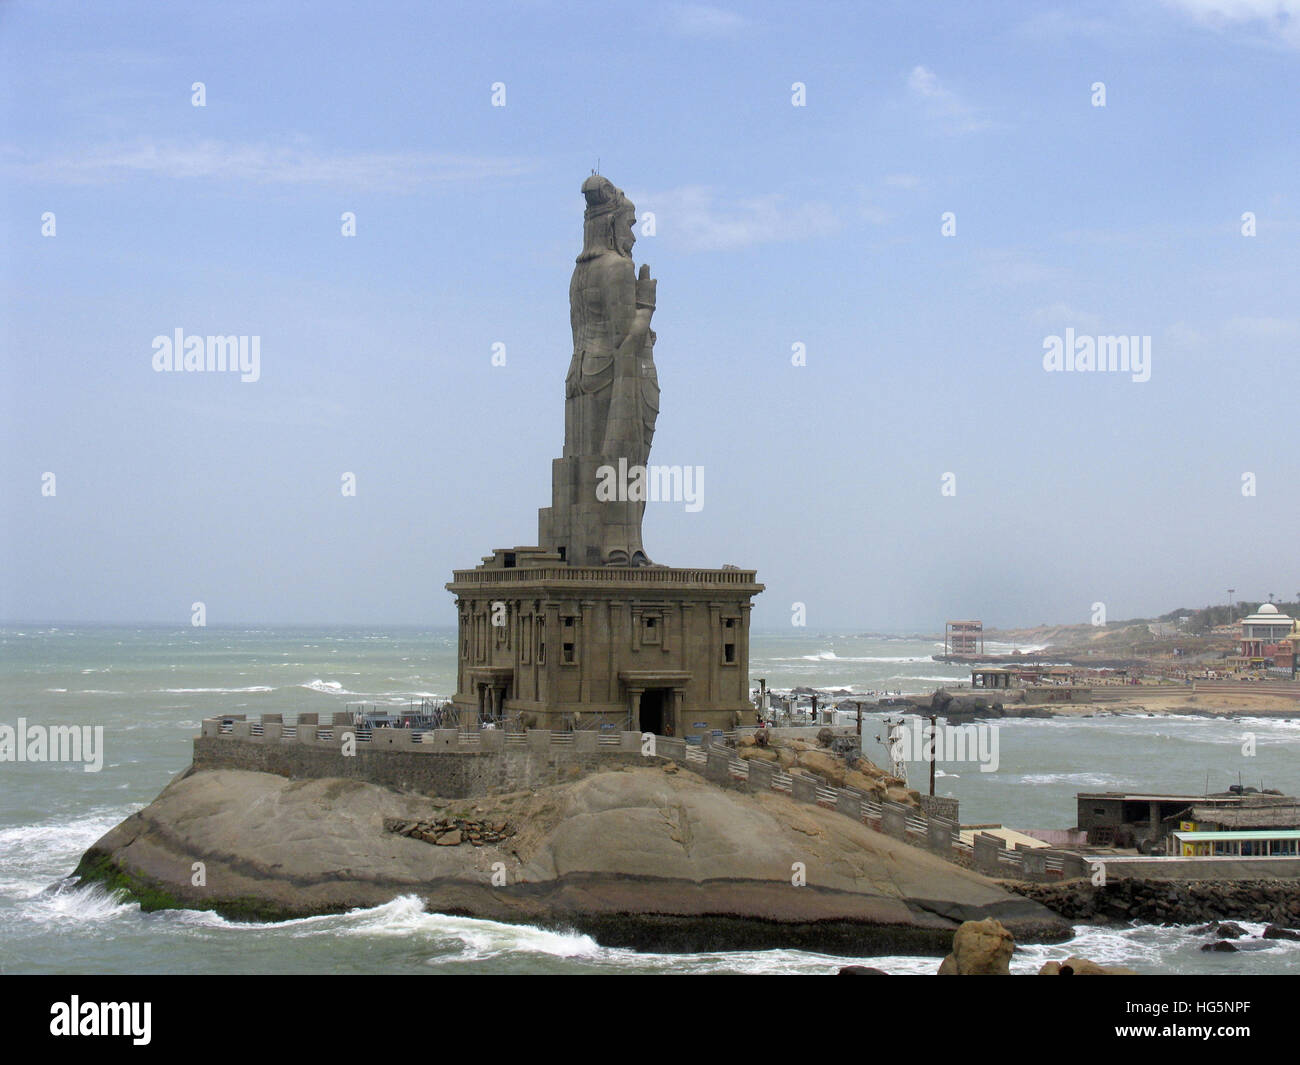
[838,965,888,975]
[738,747,779,764]
[1200,940,1239,952]
[1215,921,1248,938]
[1261,925,1300,941]
[435,829,462,846]
[796,750,846,786]
[937,918,1014,975]
[1039,956,1137,976]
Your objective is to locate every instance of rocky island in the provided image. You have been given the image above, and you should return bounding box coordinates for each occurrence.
[76,751,1070,954]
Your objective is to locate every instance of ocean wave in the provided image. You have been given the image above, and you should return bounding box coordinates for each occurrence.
[0,807,138,912]
[185,895,604,959]
[22,879,136,925]
[300,680,358,695]
[158,686,275,694]
[798,652,933,664]
[1016,772,1123,786]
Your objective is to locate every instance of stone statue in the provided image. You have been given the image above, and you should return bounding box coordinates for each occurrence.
[538,174,660,566]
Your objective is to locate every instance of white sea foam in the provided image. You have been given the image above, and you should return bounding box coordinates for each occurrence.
[300,679,357,695]
[24,879,135,925]
[1017,772,1123,786]
[158,686,275,694]
[0,807,139,917]
[797,652,932,664]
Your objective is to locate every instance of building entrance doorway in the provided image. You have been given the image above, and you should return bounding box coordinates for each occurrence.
[640,687,672,735]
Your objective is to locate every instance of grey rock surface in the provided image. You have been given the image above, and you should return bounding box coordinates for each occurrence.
[76,765,1070,954]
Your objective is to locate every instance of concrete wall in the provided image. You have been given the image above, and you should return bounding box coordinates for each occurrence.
[195,727,655,798]
[1083,856,1300,881]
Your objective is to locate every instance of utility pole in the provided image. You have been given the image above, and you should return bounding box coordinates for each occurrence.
[929,713,937,797]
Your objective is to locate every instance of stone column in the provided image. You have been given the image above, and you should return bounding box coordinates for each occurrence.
[739,601,753,702]
[791,775,818,805]
[671,689,684,736]
[927,817,955,857]
[747,759,776,794]
[881,803,908,839]
[973,832,1003,876]
[629,688,644,732]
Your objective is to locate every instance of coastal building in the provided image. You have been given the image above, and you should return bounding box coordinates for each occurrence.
[1236,603,1297,667]
[1275,632,1298,677]
[1078,790,1300,849]
[945,620,983,656]
[970,667,1014,690]
[1168,830,1300,858]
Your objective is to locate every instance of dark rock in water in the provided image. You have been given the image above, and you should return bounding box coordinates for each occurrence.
[838,965,888,975]
[1201,940,1239,953]
[1214,921,1248,938]
[1261,925,1300,941]
[930,689,1004,721]
[1039,956,1137,976]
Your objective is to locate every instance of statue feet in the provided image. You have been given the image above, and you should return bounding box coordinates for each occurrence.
[603,546,654,567]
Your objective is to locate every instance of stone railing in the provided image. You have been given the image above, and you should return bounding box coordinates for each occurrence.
[450,566,760,586]
[202,714,644,754]
[961,831,1070,882]
[649,735,965,864]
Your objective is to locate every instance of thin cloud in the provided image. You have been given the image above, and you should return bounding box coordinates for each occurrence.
[883,173,922,190]
[635,185,838,251]
[977,248,1064,287]
[1224,315,1300,341]
[1030,303,1103,331]
[906,65,1003,134]
[665,4,748,37]
[0,139,535,191]
[1162,0,1300,48]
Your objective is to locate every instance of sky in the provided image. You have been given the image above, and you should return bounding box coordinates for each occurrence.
[1,0,1297,631]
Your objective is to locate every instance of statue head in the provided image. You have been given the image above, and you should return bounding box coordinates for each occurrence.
[578,174,636,261]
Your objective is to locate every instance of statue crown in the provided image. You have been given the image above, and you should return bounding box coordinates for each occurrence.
[582,174,626,218]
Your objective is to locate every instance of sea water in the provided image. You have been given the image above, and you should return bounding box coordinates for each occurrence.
[1,626,1297,975]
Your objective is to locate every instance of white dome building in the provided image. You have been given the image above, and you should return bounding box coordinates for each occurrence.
[1240,603,1297,664]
